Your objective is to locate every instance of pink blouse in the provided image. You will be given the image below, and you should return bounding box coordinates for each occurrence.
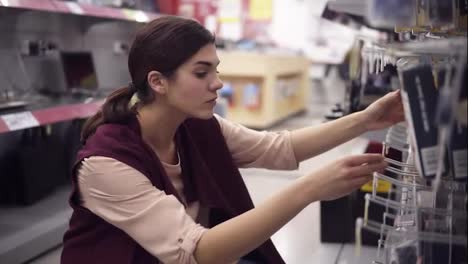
[77,115,298,264]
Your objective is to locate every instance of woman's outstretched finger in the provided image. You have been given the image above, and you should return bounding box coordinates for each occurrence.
[344,154,384,166]
[348,161,387,178]
[349,174,373,189]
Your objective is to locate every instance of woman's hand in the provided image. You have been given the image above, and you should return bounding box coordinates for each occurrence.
[359,90,405,131]
[195,155,386,264]
[303,154,387,202]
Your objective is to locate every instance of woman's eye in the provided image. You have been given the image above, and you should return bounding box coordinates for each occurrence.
[195,72,208,78]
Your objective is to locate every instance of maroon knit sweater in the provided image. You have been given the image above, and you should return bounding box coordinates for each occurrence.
[61,116,284,264]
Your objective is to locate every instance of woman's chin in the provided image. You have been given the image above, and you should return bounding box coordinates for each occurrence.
[190,109,214,120]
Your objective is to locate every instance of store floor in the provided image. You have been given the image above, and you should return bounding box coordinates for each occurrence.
[28,78,380,264]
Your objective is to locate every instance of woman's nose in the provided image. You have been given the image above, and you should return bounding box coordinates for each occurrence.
[210,76,223,91]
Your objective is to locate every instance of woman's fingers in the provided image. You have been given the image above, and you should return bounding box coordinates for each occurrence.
[378,90,399,105]
[344,154,384,166]
[349,174,373,189]
[347,161,387,178]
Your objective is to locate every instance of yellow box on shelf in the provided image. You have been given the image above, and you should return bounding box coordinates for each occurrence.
[361,179,392,193]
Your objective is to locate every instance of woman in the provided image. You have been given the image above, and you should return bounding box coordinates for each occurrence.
[61,16,404,264]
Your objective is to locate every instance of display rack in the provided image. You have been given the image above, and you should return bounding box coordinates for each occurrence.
[329,1,468,263]
[217,51,309,129]
[355,35,467,264]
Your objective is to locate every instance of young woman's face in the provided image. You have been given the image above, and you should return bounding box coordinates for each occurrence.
[166,44,223,119]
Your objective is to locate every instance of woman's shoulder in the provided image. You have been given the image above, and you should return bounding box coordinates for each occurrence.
[79,156,152,196]
[78,120,151,170]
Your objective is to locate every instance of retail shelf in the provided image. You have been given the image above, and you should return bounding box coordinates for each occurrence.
[327,0,367,17]
[0,0,56,13]
[0,0,162,23]
[0,100,103,134]
[52,0,126,20]
[0,186,72,264]
[385,37,468,56]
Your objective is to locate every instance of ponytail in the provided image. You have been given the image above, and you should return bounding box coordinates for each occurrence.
[81,85,136,143]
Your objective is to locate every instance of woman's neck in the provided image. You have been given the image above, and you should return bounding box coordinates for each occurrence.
[137,103,185,154]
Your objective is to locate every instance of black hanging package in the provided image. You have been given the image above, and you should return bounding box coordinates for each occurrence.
[399,64,442,179]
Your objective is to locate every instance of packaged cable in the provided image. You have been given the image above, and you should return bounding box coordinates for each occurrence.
[448,64,467,180]
[399,64,442,179]
[428,0,456,26]
[367,0,416,29]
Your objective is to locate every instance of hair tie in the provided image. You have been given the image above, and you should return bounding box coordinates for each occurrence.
[128,82,140,109]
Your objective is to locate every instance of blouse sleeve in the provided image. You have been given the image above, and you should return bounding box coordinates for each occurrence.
[215,114,299,170]
[77,156,207,264]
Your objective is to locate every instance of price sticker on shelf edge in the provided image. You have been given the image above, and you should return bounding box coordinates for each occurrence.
[1,111,39,131]
[122,9,148,22]
[0,0,10,7]
[65,2,84,15]
[122,9,137,21]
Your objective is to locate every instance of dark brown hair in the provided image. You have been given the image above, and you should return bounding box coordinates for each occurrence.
[81,16,215,143]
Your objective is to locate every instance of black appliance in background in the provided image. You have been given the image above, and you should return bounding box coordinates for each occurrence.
[0,126,67,205]
[320,195,355,243]
[61,51,98,90]
[21,50,99,96]
[320,185,387,246]
[61,51,99,93]
[321,142,392,246]
[0,120,85,206]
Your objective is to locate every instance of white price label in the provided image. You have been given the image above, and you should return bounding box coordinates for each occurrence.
[66,2,84,15]
[453,150,467,179]
[0,0,21,7]
[1,112,39,131]
[420,146,440,177]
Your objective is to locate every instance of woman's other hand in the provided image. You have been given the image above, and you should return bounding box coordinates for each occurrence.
[303,154,387,202]
[359,90,405,131]
[194,155,387,264]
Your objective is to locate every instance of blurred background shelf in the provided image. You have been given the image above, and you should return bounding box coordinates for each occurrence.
[0,99,103,134]
[0,0,161,23]
[327,0,367,17]
[218,51,309,129]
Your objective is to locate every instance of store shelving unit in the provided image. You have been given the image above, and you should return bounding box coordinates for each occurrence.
[0,0,162,23]
[0,100,103,134]
[0,1,161,133]
[0,2,161,263]
[349,3,467,264]
[218,51,309,129]
[327,0,367,17]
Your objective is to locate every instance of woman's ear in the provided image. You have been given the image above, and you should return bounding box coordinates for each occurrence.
[147,71,167,95]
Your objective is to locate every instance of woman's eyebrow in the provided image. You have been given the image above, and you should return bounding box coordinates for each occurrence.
[193,60,220,67]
